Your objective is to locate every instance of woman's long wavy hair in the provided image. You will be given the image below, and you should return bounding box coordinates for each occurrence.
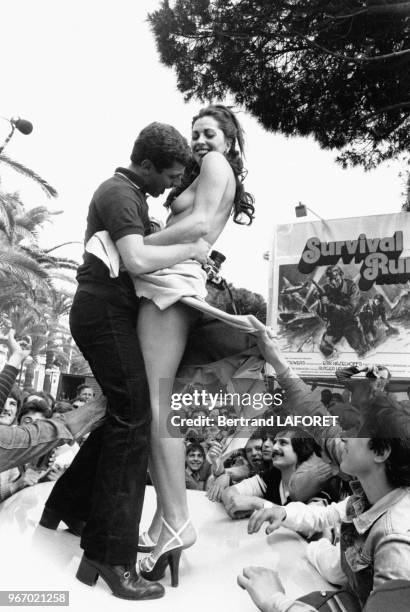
[165,105,255,225]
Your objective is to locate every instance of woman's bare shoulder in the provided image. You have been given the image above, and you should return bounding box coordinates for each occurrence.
[201,151,232,174]
[199,151,235,184]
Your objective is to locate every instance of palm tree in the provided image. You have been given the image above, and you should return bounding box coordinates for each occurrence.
[0,191,53,295]
[42,288,74,392]
[2,297,49,389]
[0,157,86,391]
[2,287,77,390]
[0,186,78,306]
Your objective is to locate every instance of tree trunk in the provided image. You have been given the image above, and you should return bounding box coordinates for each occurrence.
[42,347,55,393]
[23,359,35,390]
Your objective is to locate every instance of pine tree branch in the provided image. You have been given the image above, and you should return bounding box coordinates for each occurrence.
[365,101,410,118]
[191,26,410,64]
[326,2,410,20]
[293,30,410,63]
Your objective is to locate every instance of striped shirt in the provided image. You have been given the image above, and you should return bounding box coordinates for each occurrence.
[0,364,19,409]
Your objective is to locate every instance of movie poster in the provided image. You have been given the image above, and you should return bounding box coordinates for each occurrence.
[268,212,410,378]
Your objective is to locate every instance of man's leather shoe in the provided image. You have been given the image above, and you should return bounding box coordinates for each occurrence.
[39,507,85,537]
[76,555,165,600]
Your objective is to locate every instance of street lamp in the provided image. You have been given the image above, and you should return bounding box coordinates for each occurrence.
[295,201,327,223]
[0,116,33,154]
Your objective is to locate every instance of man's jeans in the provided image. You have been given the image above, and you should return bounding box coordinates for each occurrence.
[45,290,151,564]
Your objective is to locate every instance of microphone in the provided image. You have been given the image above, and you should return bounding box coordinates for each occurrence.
[11,117,33,135]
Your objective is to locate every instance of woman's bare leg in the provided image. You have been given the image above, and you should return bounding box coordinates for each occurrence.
[137,299,198,556]
[144,459,163,542]
[146,500,162,542]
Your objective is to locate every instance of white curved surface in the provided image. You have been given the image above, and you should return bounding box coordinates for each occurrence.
[0,483,332,610]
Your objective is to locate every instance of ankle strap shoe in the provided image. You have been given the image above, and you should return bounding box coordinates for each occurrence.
[139,517,193,587]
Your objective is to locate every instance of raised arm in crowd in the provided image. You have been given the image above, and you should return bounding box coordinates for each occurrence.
[0,331,106,475]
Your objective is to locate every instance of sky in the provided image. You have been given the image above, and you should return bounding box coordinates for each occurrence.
[0,0,405,297]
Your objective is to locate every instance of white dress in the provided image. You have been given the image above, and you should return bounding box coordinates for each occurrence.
[133,259,208,310]
[86,231,264,333]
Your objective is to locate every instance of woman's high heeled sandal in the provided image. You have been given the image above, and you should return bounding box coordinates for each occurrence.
[137,531,156,553]
[138,517,193,587]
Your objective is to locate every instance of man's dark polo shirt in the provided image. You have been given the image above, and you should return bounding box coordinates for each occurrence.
[76,167,151,308]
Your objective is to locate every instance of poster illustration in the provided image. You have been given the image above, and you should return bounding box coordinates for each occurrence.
[268,212,410,378]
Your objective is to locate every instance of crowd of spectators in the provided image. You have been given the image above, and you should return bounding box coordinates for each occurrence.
[236,330,410,612]
[1,326,410,610]
[166,337,410,610]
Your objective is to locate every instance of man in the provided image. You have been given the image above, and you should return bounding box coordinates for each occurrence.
[0,334,32,502]
[2,396,55,500]
[221,429,334,520]
[76,384,95,403]
[317,265,367,357]
[336,362,390,393]
[335,363,391,430]
[0,388,20,426]
[185,443,211,491]
[359,294,395,346]
[19,398,50,425]
[261,436,274,463]
[22,390,54,415]
[40,122,209,600]
[245,434,264,473]
[211,434,264,479]
[206,435,265,503]
[237,330,410,611]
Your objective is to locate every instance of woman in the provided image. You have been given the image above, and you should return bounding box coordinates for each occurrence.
[134,105,256,586]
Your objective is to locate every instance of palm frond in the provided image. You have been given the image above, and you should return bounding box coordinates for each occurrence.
[11,224,37,246]
[49,279,76,297]
[20,246,78,270]
[0,247,48,276]
[0,154,58,198]
[52,348,70,368]
[0,296,44,321]
[27,335,48,360]
[16,206,62,230]
[0,197,15,240]
[45,322,71,336]
[0,246,50,295]
[43,259,78,271]
[69,352,93,376]
[48,292,73,316]
[0,190,24,212]
[0,299,48,335]
[42,257,78,271]
[45,271,77,288]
